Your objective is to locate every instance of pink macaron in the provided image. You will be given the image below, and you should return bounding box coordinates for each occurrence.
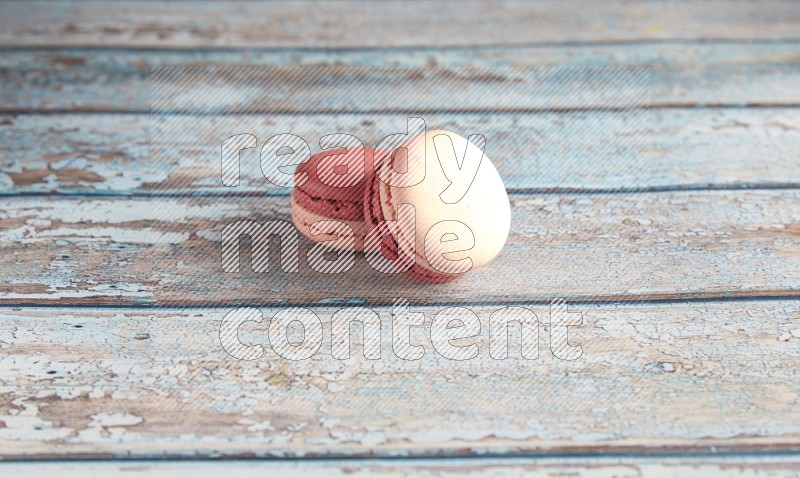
[291,146,380,251]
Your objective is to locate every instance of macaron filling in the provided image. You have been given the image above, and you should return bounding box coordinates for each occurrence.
[292,186,364,222]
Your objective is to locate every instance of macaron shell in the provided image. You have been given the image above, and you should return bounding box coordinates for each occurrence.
[291,146,378,252]
[378,130,510,276]
[295,146,374,205]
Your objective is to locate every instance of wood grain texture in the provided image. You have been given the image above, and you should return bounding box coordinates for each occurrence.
[3,456,800,477]
[1,300,799,458]
[2,108,799,195]
[0,190,797,306]
[2,0,799,467]
[3,43,800,112]
[1,1,799,48]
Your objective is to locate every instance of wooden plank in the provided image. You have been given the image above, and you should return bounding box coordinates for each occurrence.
[2,43,800,112]
[1,300,799,458]
[2,108,799,195]
[3,456,800,477]
[0,190,797,306]
[1,1,799,48]
[144,65,652,113]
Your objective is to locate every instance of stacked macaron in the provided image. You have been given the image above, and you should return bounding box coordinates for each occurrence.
[291,146,378,251]
[291,130,510,282]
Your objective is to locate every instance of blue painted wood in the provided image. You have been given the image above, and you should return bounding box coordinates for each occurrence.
[2,1,799,48]
[1,43,799,111]
[2,108,798,195]
[1,0,798,464]
[1,191,797,306]
[0,300,798,459]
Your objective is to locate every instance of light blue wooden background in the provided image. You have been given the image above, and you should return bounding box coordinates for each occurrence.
[0,1,799,476]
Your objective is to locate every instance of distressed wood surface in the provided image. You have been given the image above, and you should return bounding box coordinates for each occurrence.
[2,108,799,195]
[0,191,798,306]
[3,43,800,112]
[2,0,800,469]
[1,300,799,458]
[1,1,799,48]
[3,456,800,477]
